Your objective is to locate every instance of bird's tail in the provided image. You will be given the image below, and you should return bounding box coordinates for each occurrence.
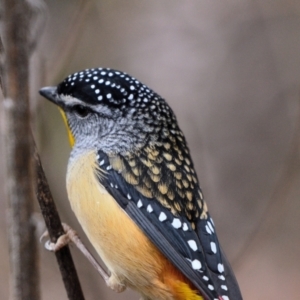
[166,278,204,300]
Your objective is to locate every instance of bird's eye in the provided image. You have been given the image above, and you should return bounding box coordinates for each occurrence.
[73,105,90,118]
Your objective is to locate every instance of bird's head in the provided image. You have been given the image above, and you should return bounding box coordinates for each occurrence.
[40,68,179,155]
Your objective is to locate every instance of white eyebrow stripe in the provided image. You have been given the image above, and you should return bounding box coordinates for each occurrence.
[59,94,114,117]
[59,94,84,106]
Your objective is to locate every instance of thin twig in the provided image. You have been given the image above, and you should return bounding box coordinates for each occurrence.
[34,140,86,300]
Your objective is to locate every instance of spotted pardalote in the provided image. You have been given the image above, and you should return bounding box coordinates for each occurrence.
[40,68,242,300]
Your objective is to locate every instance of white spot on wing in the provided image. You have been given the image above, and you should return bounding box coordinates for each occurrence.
[127,194,131,200]
[158,212,167,222]
[208,284,214,290]
[207,221,214,232]
[218,263,224,273]
[147,204,153,213]
[172,218,182,229]
[218,275,225,280]
[137,199,143,208]
[188,240,198,251]
[205,225,212,234]
[210,242,217,253]
[182,223,189,231]
[191,259,201,270]
[221,285,228,291]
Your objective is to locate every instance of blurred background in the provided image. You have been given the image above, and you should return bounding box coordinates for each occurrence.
[1,0,300,299]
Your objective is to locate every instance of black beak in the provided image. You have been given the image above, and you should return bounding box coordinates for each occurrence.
[39,86,60,105]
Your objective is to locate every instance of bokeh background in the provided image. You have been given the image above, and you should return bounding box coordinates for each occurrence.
[1,0,300,299]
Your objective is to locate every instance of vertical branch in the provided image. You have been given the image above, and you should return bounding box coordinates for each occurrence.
[2,1,39,299]
[1,1,86,299]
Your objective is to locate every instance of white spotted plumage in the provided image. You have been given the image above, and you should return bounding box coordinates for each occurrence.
[137,199,143,208]
[147,204,153,213]
[158,212,167,222]
[182,222,189,231]
[218,263,224,273]
[210,241,217,253]
[171,218,182,229]
[191,259,202,270]
[188,240,198,251]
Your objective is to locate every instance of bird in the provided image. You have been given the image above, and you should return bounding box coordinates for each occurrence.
[39,68,242,300]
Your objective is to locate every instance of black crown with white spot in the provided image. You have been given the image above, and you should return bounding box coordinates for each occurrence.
[57,68,159,107]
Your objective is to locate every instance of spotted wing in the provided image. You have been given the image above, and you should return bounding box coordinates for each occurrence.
[96,148,242,300]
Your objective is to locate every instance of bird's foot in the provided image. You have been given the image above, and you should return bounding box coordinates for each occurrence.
[40,223,112,285]
[40,223,77,252]
[106,275,126,293]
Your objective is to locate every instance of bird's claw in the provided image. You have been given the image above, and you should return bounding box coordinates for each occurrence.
[106,275,126,293]
[40,223,76,252]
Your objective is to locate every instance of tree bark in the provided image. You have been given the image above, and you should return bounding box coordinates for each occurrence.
[2,1,39,299]
[1,1,86,299]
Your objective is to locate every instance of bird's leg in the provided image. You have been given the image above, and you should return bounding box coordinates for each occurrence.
[40,223,126,293]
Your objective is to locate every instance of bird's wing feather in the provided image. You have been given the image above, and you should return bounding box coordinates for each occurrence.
[96,149,242,300]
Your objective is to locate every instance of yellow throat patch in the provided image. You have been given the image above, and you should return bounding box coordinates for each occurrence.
[59,108,75,147]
